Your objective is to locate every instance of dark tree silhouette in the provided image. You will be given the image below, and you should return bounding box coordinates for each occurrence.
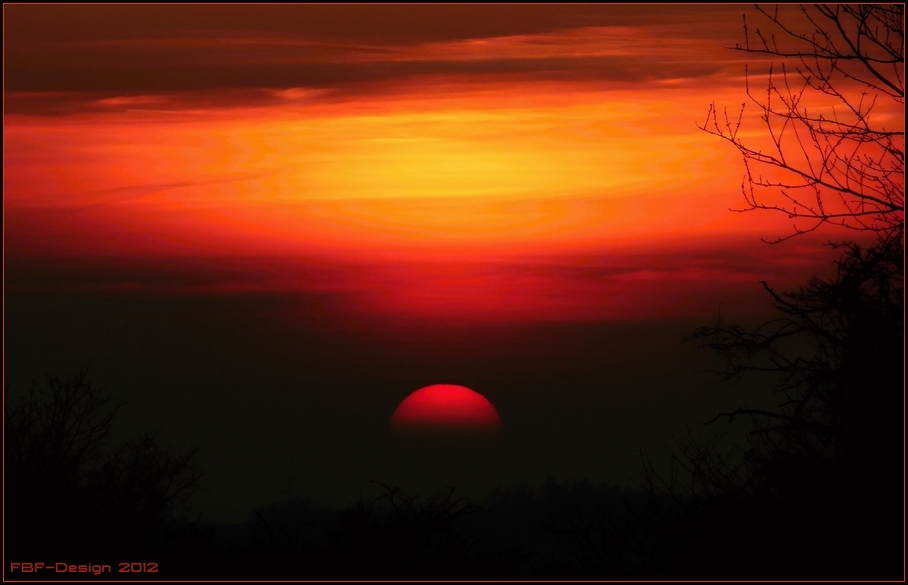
[685,234,903,578]
[693,2,904,504]
[641,4,903,579]
[635,240,904,579]
[4,371,203,564]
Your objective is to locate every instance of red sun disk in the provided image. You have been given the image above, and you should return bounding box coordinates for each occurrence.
[391,384,502,431]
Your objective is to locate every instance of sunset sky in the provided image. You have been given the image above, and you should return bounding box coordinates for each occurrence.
[5,4,896,523]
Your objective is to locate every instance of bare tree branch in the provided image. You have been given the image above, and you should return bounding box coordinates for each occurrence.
[701,4,905,242]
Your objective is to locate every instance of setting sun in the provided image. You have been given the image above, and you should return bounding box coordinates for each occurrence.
[391,384,502,432]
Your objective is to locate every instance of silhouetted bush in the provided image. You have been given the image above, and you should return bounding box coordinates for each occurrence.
[5,371,202,567]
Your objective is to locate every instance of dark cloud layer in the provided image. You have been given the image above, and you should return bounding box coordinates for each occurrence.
[4,4,737,45]
[4,4,746,98]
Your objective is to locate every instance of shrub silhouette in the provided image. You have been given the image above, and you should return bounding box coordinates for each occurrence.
[4,371,202,564]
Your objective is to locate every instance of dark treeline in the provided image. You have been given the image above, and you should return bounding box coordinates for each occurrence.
[3,368,902,580]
